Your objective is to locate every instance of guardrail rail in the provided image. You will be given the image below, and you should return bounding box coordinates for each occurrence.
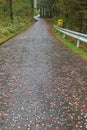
[53,25,87,48]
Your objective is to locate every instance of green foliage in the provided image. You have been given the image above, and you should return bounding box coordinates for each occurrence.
[34,9,40,15]
[39,0,87,33]
[7,24,17,33]
[0,0,34,44]
[0,16,31,36]
[0,28,9,35]
[0,16,34,45]
[0,0,32,20]
[54,32,87,60]
[54,0,87,33]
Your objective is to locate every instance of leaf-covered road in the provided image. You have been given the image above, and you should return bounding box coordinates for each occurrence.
[0,17,87,130]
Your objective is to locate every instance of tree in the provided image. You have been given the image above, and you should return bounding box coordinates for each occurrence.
[53,0,87,33]
[39,0,55,17]
[9,0,13,21]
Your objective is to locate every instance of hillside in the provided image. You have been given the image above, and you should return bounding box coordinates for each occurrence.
[0,0,34,44]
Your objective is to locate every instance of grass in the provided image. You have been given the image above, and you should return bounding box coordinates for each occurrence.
[46,18,87,60]
[47,16,87,61]
[0,16,34,45]
[0,0,34,45]
[54,31,87,60]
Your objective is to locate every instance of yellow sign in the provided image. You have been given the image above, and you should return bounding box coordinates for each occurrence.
[58,19,63,27]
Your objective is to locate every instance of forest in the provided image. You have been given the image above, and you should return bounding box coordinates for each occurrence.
[0,0,33,44]
[0,0,87,44]
[39,0,87,33]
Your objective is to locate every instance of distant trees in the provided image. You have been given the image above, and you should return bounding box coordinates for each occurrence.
[38,0,87,33]
[1,0,86,33]
[0,0,33,21]
[39,0,55,17]
[54,0,87,33]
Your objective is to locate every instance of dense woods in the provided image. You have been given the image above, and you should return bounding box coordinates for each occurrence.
[39,0,87,33]
[0,0,34,44]
[0,0,87,38]
[0,0,33,20]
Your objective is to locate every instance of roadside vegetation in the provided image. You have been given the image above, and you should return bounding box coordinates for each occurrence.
[0,0,34,45]
[46,19,87,60]
[39,0,87,60]
[55,33,87,60]
[53,0,87,34]
[39,0,87,34]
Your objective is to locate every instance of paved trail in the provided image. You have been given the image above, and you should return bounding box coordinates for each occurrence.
[0,18,87,130]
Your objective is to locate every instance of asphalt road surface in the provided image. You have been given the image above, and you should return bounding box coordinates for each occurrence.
[0,17,87,130]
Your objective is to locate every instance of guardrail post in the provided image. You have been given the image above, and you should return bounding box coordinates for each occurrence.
[63,34,65,38]
[53,26,57,32]
[53,25,87,45]
[76,40,80,48]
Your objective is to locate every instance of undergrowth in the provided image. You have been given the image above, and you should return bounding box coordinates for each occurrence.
[54,32,87,60]
[0,16,34,45]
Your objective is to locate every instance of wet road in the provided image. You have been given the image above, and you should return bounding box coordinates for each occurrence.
[0,18,87,130]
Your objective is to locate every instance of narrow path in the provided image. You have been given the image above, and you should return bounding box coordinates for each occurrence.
[0,18,87,130]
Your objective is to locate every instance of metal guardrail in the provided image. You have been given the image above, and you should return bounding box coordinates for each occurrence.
[53,25,87,48]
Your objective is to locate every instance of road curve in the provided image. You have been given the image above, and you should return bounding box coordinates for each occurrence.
[0,17,87,130]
